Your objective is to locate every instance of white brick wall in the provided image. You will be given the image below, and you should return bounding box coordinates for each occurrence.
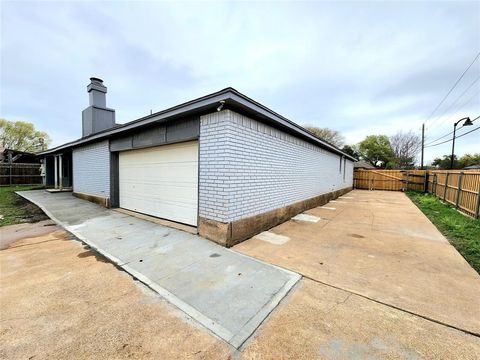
[199,110,354,222]
[72,140,110,198]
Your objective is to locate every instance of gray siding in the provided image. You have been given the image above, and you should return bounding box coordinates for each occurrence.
[199,110,353,223]
[73,140,110,198]
[110,117,199,152]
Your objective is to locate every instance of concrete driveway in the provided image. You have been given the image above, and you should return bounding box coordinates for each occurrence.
[3,190,480,358]
[15,190,300,349]
[235,190,480,336]
[2,203,479,359]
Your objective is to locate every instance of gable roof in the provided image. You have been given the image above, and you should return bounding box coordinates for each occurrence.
[354,160,375,169]
[1,148,40,163]
[39,87,356,161]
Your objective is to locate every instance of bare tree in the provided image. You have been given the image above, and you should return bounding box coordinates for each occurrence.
[304,126,345,147]
[389,130,421,168]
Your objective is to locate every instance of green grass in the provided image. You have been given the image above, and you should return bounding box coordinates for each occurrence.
[0,185,46,227]
[406,190,480,274]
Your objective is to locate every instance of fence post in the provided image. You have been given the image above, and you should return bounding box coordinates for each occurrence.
[424,171,429,193]
[455,173,463,209]
[405,171,409,191]
[443,173,449,201]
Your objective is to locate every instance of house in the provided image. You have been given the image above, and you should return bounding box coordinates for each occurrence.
[39,78,355,246]
[463,164,480,170]
[0,148,42,186]
[0,148,40,164]
[354,160,375,169]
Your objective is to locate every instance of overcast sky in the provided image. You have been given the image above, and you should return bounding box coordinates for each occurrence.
[1,1,479,163]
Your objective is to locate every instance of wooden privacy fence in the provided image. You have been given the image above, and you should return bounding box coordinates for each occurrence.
[354,169,428,191]
[0,163,43,186]
[354,169,480,219]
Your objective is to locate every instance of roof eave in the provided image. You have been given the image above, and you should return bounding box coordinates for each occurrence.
[227,90,356,161]
[39,87,356,161]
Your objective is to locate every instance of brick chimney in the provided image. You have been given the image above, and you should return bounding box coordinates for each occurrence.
[82,77,116,137]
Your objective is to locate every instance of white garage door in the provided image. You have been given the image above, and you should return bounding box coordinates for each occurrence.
[119,141,198,226]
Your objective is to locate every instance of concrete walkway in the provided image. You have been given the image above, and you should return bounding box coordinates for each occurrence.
[16,190,300,349]
[235,190,480,336]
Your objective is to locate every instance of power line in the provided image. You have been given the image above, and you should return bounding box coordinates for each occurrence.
[424,123,480,148]
[427,88,480,131]
[425,116,479,146]
[424,116,479,146]
[426,76,480,130]
[424,51,480,126]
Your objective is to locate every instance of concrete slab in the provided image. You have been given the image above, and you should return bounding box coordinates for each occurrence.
[235,190,480,336]
[16,190,300,349]
[292,214,321,222]
[254,231,290,245]
[242,279,480,359]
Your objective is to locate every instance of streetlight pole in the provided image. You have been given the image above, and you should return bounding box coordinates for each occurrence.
[450,117,473,169]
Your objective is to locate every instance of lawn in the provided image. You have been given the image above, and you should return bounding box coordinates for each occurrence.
[406,190,480,274]
[0,186,47,227]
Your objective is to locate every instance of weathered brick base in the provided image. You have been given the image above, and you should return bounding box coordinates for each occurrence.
[199,186,352,247]
[73,191,110,208]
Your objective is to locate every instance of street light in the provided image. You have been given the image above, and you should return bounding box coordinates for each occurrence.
[451,117,473,169]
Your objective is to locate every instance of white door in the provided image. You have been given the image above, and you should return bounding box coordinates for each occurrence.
[119,141,198,226]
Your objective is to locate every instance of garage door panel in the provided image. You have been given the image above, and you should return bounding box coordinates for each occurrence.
[120,166,197,183]
[121,188,198,204]
[119,141,198,226]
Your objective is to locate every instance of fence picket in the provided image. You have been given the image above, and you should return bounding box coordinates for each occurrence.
[456,173,463,208]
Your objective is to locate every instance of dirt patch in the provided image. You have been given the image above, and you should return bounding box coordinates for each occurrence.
[2,192,49,225]
[20,198,48,222]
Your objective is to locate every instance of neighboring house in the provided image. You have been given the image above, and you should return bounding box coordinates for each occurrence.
[0,148,42,186]
[463,164,480,170]
[354,160,375,169]
[39,78,355,246]
[0,148,40,164]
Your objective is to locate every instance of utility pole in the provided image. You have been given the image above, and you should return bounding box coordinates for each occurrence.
[421,123,425,170]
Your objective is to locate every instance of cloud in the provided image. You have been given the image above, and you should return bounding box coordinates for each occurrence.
[1,0,479,163]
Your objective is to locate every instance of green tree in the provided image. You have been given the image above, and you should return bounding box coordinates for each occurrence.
[432,155,457,169]
[304,126,345,147]
[432,153,480,169]
[459,153,480,168]
[341,144,360,159]
[0,119,50,152]
[358,135,395,168]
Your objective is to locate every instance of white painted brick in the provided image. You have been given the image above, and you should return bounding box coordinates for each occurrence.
[199,110,354,223]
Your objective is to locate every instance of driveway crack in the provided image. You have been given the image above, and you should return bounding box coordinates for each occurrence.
[323,293,352,315]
